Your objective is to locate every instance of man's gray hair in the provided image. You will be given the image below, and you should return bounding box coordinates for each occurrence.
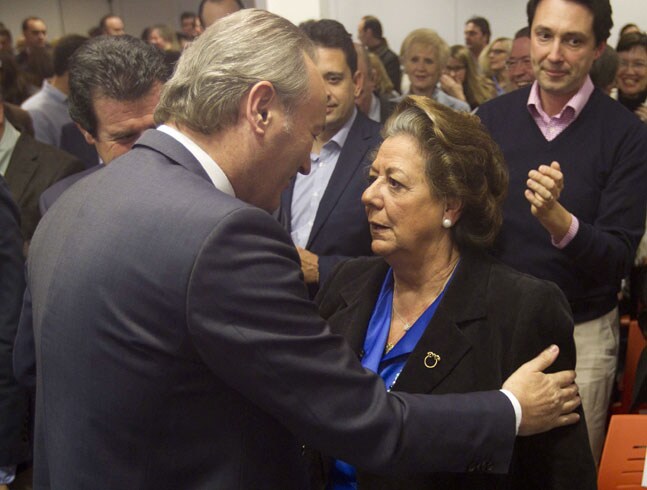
[155,9,315,134]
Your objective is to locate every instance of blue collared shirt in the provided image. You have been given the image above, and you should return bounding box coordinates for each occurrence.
[290,108,357,248]
[21,80,72,147]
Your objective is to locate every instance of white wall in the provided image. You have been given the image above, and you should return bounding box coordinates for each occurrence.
[265,0,319,26]
[1,0,645,49]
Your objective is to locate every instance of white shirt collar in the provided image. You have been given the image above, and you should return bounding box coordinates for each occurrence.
[157,124,235,197]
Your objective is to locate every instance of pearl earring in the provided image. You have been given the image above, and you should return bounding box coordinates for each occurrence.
[442,217,452,229]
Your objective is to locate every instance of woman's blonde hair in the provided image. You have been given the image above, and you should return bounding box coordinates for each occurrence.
[368,52,394,95]
[479,37,512,78]
[449,44,496,109]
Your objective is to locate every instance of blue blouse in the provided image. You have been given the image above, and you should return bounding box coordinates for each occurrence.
[329,267,452,489]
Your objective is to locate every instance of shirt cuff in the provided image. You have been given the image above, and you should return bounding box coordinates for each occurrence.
[499,389,522,435]
[552,215,579,249]
[0,465,16,484]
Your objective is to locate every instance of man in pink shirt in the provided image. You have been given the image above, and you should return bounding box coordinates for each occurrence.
[477,0,647,464]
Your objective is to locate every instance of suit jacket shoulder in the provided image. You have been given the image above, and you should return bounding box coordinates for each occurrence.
[39,165,102,215]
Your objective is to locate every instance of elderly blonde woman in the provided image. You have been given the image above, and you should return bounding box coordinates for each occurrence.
[399,28,470,112]
[311,96,596,489]
[480,37,512,95]
[441,44,496,109]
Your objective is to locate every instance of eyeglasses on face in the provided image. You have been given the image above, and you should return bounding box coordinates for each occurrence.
[618,59,647,71]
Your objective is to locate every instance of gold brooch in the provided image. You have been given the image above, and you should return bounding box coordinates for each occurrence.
[424,351,441,369]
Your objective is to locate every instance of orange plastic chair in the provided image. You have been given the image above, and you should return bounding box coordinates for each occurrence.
[612,319,647,414]
[598,414,647,489]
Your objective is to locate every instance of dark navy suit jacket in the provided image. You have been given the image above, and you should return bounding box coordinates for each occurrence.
[0,177,29,468]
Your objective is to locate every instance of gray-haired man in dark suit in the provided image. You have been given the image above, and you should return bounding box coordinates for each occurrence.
[16,9,582,489]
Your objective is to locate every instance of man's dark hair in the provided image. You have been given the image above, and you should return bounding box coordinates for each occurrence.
[68,35,169,137]
[514,26,531,39]
[526,0,613,46]
[198,0,245,27]
[467,16,491,42]
[361,16,383,40]
[53,34,87,76]
[22,16,43,32]
[181,11,196,22]
[300,19,357,75]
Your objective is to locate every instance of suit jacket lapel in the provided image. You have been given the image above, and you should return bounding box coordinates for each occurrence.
[325,254,493,394]
[394,252,491,393]
[279,177,295,233]
[5,133,39,205]
[306,114,374,248]
[328,259,389,355]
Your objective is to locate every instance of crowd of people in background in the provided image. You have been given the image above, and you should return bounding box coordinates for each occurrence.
[0,0,646,488]
[1,6,645,121]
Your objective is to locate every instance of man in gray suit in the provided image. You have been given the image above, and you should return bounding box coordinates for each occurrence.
[18,10,581,489]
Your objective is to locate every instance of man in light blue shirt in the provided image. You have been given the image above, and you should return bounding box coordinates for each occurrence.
[21,35,87,147]
[280,19,382,297]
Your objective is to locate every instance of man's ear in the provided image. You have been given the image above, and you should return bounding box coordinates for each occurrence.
[76,123,96,146]
[245,81,277,135]
[352,69,364,98]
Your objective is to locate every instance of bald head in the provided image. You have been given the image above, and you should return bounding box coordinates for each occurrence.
[199,0,242,28]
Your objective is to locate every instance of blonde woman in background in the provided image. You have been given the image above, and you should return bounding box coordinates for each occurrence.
[368,52,399,99]
[480,37,512,95]
[399,28,470,112]
[441,44,496,110]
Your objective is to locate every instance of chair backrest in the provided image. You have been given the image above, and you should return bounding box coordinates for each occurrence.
[598,414,647,489]
[623,320,647,412]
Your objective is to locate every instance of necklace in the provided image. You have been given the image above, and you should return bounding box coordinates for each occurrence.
[392,302,426,332]
[384,301,434,354]
[384,257,460,355]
